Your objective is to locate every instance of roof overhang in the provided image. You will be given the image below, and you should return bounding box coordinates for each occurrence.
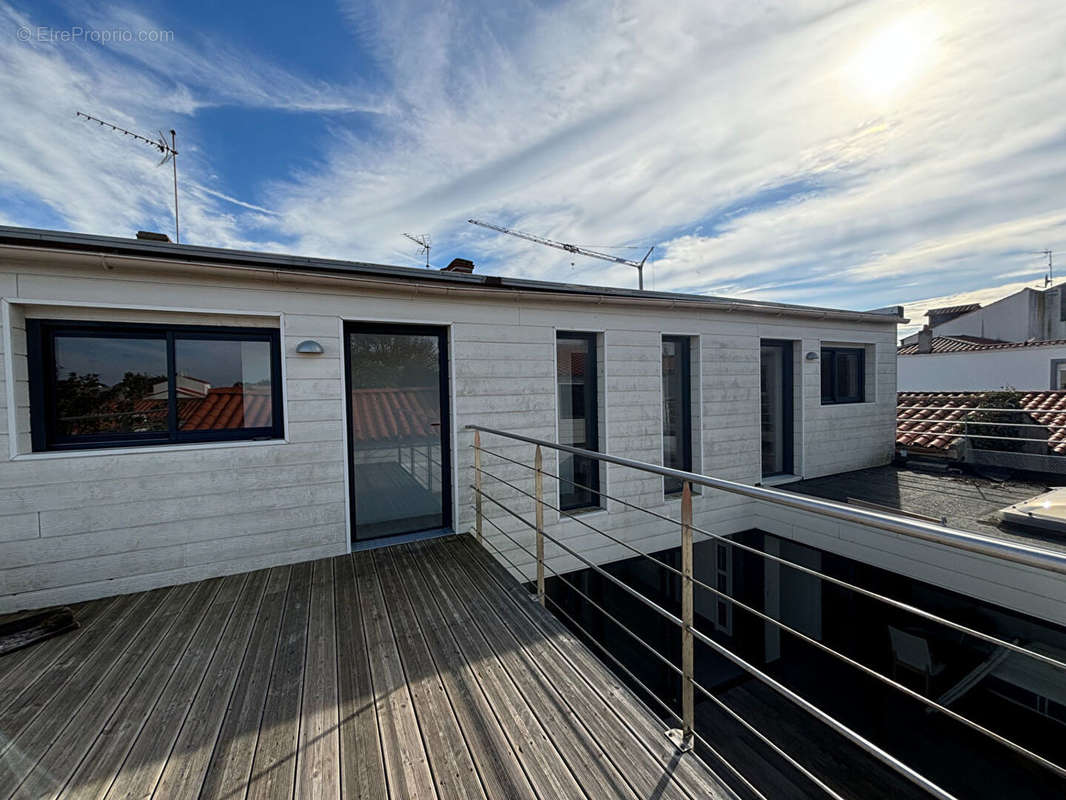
[0,225,905,325]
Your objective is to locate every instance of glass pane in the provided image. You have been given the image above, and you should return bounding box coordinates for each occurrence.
[349,331,443,539]
[558,335,598,509]
[761,344,785,475]
[53,335,168,437]
[821,352,833,400]
[662,337,689,494]
[175,339,273,430]
[836,351,862,401]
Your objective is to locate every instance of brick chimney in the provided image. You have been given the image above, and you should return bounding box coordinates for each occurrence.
[441,258,475,274]
[917,324,933,354]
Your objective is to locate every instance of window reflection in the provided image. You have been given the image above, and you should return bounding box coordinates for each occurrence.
[53,336,168,436]
[348,331,444,540]
[175,339,273,430]
[557,333,599,510]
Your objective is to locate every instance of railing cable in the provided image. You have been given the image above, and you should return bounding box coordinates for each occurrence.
[473,464,1066,779]
[473,444,1066,671]
[472,483,961,800]
[475,509,777,800]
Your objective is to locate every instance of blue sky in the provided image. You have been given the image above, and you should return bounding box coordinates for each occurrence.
[2,1,1066,336]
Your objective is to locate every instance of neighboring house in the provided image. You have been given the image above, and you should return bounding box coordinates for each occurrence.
[0,225,901,611]
[898,335,1066,391]
[901,284,1066,348]
[897,391,1066,473]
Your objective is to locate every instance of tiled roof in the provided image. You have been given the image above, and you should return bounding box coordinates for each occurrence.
[898,336,1066,355]
[132,385,273,429]
[349,387,439,444]
[896,391,1066,454]
[925,303,980,317]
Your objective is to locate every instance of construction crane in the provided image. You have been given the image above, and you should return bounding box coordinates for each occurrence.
[468,219,654,290]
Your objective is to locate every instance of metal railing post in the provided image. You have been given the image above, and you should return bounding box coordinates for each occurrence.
[535,444,545,606]
[474,430,483,543]
[668,480,695,751]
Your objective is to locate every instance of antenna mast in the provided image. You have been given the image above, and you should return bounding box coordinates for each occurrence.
[76,111,180,243]
[403,233,431,268]
[1037,249,1053,287]
[468,218,654,290]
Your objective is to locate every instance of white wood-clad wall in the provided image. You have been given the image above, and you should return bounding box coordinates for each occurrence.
[0,248,899,611]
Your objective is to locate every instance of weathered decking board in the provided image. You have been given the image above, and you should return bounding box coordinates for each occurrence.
[0,534,733,800]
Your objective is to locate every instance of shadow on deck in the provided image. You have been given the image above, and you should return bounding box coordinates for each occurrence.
[0,534,732,800]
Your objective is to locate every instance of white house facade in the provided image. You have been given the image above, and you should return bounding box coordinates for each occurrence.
[0,226,901,613]
[898,338,1066,391]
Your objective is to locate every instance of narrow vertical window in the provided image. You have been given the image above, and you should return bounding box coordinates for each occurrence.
[557,332,599,510]
[662,336,692,494]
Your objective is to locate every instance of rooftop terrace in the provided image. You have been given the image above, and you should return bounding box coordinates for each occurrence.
[0,535,731,800]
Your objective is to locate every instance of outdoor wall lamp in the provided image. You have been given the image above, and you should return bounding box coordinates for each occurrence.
[296,340,325,355]
[805,351,819,360]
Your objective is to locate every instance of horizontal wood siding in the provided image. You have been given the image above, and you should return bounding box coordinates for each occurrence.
[1,252,899,610]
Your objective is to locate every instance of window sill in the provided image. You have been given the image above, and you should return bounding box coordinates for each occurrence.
[11,437,288,461]
[758,473,802,487]
[560,506,607,519]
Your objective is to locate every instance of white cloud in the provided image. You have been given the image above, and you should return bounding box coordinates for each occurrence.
[2,0,1066,317]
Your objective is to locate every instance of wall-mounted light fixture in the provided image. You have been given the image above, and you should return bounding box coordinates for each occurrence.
[296,340,325,355]
[805,351,819,360]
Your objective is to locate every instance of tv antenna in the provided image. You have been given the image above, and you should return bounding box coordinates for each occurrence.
[1035,249,1053,287]
[76,111,180,243]
[403,233,431,268]
[468,218,654,290]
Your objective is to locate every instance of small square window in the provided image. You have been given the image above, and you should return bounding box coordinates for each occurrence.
[821,347,865,404]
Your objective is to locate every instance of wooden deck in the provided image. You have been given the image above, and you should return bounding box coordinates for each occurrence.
[0,534,733,800]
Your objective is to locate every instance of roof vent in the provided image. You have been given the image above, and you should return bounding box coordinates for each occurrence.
[441,258,475,274]
[136,230,170,242]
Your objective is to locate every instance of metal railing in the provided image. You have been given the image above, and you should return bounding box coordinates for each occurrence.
[466,425,1066,800]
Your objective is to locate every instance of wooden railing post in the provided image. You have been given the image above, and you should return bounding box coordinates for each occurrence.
[535,444,545,606]
[474,430,482,543]
[668,480,695,751]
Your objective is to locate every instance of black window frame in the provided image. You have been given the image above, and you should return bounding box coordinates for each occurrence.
[556,331,600,511]
[27,319,284,452]
[820,346,866,405]
[662,335,692,495]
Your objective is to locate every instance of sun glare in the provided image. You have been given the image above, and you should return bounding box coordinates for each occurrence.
[848,11,941,103]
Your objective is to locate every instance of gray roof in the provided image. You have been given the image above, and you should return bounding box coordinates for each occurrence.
[0,225,903,324]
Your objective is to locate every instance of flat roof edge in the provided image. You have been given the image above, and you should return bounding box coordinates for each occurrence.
[0,225,903,324]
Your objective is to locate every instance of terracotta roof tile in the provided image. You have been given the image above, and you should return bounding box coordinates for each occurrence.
[349,387,439,444]
[897,391,1066,454]
[898,337,1066,355]
[925,303,981,317]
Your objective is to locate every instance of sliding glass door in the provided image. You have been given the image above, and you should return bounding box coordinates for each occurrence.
[345,323,451,541]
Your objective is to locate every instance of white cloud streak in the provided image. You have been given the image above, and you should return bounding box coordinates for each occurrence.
[1,0,1065,317]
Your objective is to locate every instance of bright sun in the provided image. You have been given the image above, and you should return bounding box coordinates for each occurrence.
[848,11,941,103]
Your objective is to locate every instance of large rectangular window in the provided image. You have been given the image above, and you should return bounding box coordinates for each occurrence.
[662,336,692,494]
[821,346,865,404]
[28,320,283,451]
[557,332,600,510]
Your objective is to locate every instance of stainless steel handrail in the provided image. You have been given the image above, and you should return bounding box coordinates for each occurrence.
[473,463,1066,777]
[466,425,1066,798]
[466,424,1066,576]
[474,443,1066,670]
